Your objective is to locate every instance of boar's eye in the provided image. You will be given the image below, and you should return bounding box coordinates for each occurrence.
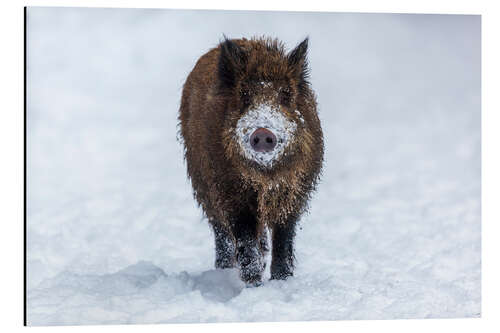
[279,88,292,107]
[240,90,251,109]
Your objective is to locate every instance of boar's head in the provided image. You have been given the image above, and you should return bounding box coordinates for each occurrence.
[218,37,317,179]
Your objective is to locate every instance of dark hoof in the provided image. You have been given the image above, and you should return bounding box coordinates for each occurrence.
[270,266,293,280]
[240,266,263,286]
[245,280,263,288]
[237,244,265,286]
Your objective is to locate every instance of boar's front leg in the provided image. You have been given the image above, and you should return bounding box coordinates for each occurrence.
[211,220,236,269]
[270,218,297,280]
[232,209,265,286]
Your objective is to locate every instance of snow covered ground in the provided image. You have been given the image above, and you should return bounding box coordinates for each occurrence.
[26,8,481,325]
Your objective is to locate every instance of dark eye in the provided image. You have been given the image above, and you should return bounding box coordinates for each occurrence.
[280,88,291,106]
[240,90,251,108]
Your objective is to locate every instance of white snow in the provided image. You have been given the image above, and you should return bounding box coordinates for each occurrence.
[26,8,480,326]
[235,103,297,167]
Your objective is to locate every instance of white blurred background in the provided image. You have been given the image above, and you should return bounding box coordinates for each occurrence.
[26,7,480,325]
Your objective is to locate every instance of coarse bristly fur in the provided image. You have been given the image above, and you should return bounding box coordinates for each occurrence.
[178,36,324,286]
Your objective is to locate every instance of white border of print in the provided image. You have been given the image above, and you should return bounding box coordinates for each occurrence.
[1,0,498,332]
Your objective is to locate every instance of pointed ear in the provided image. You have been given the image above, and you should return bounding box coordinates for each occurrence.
[288,37,309,67]
[287,37,310,92]
[218,36,247,90]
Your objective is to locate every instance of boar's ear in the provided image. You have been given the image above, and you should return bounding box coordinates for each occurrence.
[287,37,310,92]
[218,36,247,90]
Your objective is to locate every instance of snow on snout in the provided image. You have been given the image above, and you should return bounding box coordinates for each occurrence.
[235,103,297,167]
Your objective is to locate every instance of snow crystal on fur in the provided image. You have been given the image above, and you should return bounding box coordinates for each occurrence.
[235,103,297,167]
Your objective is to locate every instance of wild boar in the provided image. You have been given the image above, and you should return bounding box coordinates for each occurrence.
[179,36,323,285]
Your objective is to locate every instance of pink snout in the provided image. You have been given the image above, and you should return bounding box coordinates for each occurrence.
[250,128,277,152]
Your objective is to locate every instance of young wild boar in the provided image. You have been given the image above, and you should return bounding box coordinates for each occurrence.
[179,36,323,286]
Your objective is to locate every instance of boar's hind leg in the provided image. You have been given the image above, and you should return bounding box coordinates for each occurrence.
[211,221,236,269]
[270,219,297,280]
[233,210,265,286]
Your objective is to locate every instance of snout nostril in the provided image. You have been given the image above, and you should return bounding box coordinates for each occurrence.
[266,137,273,144]
[253,137,260,144]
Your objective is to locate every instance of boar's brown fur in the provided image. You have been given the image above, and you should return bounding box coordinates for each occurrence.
[179,36,323,285]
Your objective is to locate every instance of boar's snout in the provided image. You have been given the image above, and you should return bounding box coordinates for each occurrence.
[250,128,277,152]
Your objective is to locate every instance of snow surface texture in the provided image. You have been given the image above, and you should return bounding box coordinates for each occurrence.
[235,103,297,167]
[26,8,481,325]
